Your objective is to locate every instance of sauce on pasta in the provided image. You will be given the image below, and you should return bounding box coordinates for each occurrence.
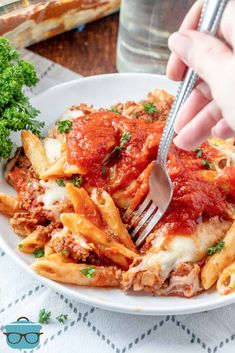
[66,111,164,190]
[66,111,228,236]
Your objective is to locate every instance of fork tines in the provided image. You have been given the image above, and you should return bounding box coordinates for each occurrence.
[128,193,163,247]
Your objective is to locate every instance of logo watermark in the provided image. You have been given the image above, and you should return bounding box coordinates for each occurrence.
[2,316,43,350]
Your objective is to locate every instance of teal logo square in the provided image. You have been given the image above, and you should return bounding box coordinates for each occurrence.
[2,317,43,350]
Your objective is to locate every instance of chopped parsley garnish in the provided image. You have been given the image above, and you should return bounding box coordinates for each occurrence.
[112,146,122,153]
[38,309,51,324]
[0,37,44,160]
[69,176,84,188]
[101,165,107,176]
[56,178,83,188]
[57,120,72,133]
[201,159,213,170]
[102,131,131,166]
[56,314,68,324]
[56,179,65,187]
[18,244,24,250]
[83,116,89,121]
[34,247,45,258]
[208,240,225,255]
[80,266,96,278]
[60,249,68,255]
[120,131,131,148]
[193,147,203,158]
[192,148,213,169]
[143,102,157,114]
[108,107,120,114]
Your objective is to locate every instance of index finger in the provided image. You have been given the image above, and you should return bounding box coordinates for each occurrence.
[167,0,203,81]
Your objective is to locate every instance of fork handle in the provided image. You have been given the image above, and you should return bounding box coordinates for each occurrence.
[157,0,229,165]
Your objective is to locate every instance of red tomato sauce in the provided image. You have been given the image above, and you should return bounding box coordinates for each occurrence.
[156,144,227,234]
[66,111,228,236]
[66,112,164,191]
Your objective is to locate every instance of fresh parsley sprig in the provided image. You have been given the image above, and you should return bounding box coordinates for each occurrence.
[56,314,68,324]
[208,240,224,255]
[192,147,214,170]
[108,106,120,114]
[57,120,72,134]
[56,179,65,187]
[143,102,157,114]
[80,266,96,278]
[0,37,44,160]
[193,147,203,158]
[55,177,83,188]
[120,131,131,148]
[102,131,131,166]
[38,309,51,324]
[34,248,44,258]
[201,159,214,170]
[101,165,107,176]
[69,176,84,188]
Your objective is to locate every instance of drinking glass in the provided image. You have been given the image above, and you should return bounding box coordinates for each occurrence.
[117,0,195,74]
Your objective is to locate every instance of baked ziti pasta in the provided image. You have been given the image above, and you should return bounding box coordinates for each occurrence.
[2,88,235,297]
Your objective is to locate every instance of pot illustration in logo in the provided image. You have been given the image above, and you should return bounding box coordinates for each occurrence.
[3,317,43,349]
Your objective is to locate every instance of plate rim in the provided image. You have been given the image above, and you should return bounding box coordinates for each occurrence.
[1,72,235,316]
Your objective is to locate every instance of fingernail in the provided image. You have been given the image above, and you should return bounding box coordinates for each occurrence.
[168,32,192,64]
[211,126,217,137]
[173,135,181,148]
[173,135,193,152]
[174,123,180,134]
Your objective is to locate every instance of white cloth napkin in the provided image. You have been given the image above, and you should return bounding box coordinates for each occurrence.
[0,50,235,353]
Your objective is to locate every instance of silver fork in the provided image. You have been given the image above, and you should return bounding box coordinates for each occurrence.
[129,0,229,247]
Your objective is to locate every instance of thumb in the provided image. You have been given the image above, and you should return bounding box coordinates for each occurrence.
[168,30,232,87]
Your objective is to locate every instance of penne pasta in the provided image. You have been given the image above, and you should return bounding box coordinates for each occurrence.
[217,261,235,295]
[61,213,137,259]
[66,184,103,228]
[5,89,235,298]
[18,226,49,253]
[201,221,235,290]
[0,193,18,216]
[44,241,55,257]
[40,151,87,179]
[63,162,87,176]
[40,152,66,179]
[60,213,137,268]
[32,253,119,287]
[91,188,137,252]
[21,130,50,176]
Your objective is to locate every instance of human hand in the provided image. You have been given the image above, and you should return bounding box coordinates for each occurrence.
[167,0,235,151]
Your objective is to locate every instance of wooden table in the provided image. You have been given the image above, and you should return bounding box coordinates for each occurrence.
[29,13,119,77]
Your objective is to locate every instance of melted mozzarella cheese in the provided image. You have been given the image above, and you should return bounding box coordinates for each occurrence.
[43,138,62,163]
[137,236,195,278]
[38,180,68,207]
[159,264,201,297]
[37,181,68,219]
[60,108,84,121]
[133,219,231,280]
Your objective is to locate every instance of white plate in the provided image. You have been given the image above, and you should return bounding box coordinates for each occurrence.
[1,73,235,316]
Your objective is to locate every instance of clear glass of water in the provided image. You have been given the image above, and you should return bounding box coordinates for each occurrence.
[116,0,195,74]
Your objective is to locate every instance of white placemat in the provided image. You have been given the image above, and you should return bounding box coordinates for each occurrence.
[0,50,235,353]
